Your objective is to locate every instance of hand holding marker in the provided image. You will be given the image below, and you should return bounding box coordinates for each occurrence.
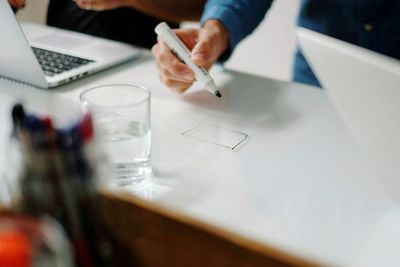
[155,22,222,98]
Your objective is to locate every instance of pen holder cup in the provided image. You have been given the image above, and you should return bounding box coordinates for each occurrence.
[0,103,129,266]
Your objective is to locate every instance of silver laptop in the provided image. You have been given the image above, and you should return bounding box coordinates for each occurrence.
[0,0,140,88]
[297,27,400,198]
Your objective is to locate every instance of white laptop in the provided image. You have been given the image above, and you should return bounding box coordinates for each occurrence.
[0,0,140,88]
[297,27,400,197]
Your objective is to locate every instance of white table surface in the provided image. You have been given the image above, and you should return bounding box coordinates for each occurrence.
[1,51,400,267]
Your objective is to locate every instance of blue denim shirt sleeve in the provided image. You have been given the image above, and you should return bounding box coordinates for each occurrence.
[200,0,272,60]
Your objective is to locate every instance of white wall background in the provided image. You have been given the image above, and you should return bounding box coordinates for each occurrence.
[16,0,49,24]
[16,0,300,81]
[225,0,300,81]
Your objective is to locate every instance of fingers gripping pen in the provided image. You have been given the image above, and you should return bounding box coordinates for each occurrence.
[155,22,222,98]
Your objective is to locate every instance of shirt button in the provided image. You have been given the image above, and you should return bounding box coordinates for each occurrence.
[364,23,373,32]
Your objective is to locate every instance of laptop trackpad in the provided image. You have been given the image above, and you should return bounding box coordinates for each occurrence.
[31,32,90,50]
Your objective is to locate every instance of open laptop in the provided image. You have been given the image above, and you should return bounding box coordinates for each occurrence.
[0,0,140,88]
[297,27,400,197]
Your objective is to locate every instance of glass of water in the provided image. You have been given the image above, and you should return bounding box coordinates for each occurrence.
[80,84,151,189]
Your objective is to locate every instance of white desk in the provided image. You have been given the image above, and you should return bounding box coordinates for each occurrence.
[1,51,400,267]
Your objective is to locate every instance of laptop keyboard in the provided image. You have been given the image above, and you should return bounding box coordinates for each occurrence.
[32,47,95,77]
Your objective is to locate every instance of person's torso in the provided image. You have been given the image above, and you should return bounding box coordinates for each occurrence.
[47,0,179,49]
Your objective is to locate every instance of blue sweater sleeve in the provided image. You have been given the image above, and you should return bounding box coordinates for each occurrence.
[201,0,273,60]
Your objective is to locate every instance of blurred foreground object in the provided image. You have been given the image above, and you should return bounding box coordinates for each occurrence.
[1,103,122,266]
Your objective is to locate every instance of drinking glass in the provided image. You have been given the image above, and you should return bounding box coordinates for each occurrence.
[80,84,152,188]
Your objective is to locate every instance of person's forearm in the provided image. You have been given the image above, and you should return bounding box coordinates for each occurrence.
[127,0,206,22]
[201,0,272,60]
[9,0,25,13]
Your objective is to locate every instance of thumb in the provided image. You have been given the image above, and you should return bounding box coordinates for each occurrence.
[191,25,222,70]
[190,20,229,70]
[191,40,212,68]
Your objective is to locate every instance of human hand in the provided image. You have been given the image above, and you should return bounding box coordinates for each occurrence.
[152,19,229,93]
[73,0,133,11]
[9,0,25,9]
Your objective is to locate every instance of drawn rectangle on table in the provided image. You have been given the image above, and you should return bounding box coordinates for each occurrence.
[182,123,250,152]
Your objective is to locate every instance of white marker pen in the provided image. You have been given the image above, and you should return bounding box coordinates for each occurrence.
[155,22,222,98]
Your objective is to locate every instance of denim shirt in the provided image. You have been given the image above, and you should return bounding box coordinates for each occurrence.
[201,0,400,87]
